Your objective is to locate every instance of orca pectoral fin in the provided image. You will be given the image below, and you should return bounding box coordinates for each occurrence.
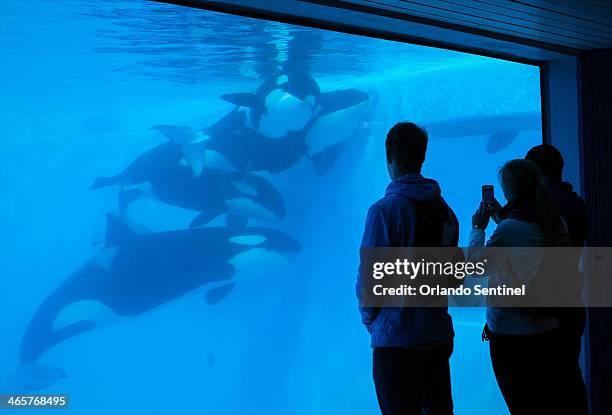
[318,89,369,117]
[150,125,208,176]
[189,203,229,229]
[239,173,286,218]
[309,140,346,175]
[89,175,122,190]
[220,93,266,113]
[181,141,208,177]
[486,131,519,153]
[205,282,237,305]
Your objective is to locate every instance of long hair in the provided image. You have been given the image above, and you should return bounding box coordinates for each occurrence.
[499,159,562,245]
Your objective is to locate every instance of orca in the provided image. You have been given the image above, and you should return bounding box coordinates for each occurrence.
[90,142,286,227]
[220,71,323,137]
[12,214,300,390]
[153,79,369,176]
[151,118,315,175]
[423,111,541,153]
[221,71,369,144]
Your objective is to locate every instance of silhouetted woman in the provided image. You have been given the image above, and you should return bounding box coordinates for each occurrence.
[469,159,584,415]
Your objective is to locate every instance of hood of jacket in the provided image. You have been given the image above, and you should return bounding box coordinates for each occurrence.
[385,173,441,202]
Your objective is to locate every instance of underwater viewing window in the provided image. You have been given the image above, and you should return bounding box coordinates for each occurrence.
[1,1,542,414]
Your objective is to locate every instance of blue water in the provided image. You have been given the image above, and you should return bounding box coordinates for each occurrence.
[0,1,542,413]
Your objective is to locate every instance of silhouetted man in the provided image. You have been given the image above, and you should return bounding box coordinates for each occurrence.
[357,122,458,415]
[526,143,588,415]
[526,144,587,246]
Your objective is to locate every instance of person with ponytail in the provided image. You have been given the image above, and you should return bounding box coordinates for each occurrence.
[469,159,583,414]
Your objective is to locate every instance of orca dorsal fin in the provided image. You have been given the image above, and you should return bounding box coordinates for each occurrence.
[486,131,519,153]
[104,213,136,248]
[205,282,237,305]
[220,93,266,113]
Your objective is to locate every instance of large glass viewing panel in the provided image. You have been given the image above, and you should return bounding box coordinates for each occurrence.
[1,1,541,414]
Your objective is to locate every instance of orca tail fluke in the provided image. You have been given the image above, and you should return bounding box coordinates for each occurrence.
[89,175,122,190]
[4,362,66,392]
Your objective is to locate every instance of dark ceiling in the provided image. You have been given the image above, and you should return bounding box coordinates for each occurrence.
[306,1,612,50]
[160,0,612,62]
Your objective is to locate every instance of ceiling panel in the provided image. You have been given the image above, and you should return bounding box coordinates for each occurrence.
[163,0,612,63]
[422,0,612,40]
[317,0,612,49]
[346,0,611,49]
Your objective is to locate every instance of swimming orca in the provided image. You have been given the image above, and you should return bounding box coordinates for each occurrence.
[423,111,541,153]
[89,142,286,227]
[221,71,369,141]
[220,71,322,137]
[153,76,369,176]
[152,119,316,175]
[12,214,300,390]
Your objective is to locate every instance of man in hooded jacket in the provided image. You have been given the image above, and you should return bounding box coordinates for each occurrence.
[357,122,459,415]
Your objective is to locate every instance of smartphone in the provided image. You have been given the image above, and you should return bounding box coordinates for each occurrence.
[482,185,494,206]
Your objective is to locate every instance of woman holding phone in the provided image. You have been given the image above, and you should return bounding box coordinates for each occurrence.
[468,159,581,414]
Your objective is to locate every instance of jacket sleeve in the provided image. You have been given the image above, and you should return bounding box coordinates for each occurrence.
[356,204,391,331]
[466,222,509,272]
[466,227,486,262]
[468,222,507,249]
[486,222,510,247]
